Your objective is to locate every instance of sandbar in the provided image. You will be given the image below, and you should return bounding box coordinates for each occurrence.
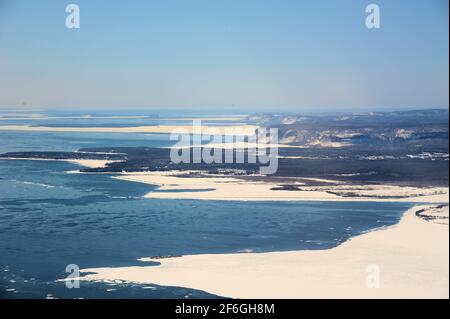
[78,205,449,298]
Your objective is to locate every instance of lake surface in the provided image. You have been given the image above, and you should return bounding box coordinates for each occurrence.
[0,116,412,298]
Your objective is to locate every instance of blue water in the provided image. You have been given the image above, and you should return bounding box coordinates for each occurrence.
[0,115,413,299]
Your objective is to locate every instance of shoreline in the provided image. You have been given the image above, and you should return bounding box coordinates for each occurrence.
[78,204,449,298]
[0,124,258,135]
[2,158,447,202]
[3,157,448,297]
[0,157,120,169]
[113,171,448,203]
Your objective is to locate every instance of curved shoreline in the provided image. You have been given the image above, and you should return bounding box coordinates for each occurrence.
[3,157,448,297]
[113,171,448,203]
[3,158,447,203]
[78,205,449,298]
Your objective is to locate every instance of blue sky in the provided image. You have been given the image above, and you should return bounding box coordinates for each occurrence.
[0,0,448,112]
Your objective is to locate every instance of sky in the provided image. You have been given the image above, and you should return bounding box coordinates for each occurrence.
[0,0,448,112]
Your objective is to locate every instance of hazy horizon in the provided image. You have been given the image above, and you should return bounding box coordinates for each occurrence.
[1,106,448,117]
